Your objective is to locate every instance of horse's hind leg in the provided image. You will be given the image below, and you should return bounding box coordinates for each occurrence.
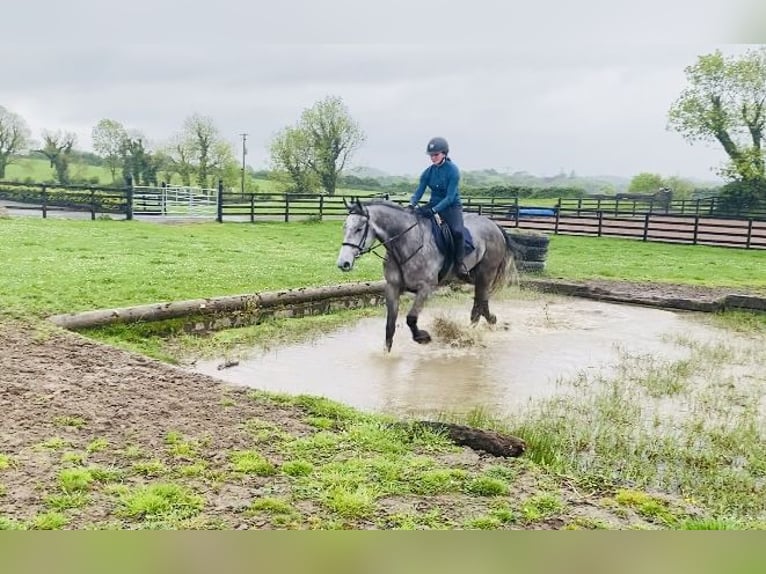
[471,267,497,325]
[406,285,435,344]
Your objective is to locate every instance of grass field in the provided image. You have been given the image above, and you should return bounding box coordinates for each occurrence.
[2,156,392,198]
[2,215,766,530]
[1,218,763,318]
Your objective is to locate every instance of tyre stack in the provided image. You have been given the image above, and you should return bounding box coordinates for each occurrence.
[506,230,550,273]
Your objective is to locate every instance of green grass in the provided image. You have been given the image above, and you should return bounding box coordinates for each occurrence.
[2,211,766,530]
[4,157,114,185]
[546,235,766,289]
[0,218,381,317]
[2,156,384,197]
[2,218,764,321]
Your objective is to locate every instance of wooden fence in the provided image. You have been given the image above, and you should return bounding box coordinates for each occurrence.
[2,180,765,249]
[215,192,766,249]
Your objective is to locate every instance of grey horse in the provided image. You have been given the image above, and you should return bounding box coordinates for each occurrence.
[336,198,524,352]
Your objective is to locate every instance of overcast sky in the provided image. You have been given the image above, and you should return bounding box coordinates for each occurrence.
[2,1,762,182]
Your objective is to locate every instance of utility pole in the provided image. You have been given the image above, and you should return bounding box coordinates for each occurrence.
[239,132,248,194]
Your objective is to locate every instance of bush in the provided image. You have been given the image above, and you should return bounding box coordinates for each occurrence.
[716,179,765,217]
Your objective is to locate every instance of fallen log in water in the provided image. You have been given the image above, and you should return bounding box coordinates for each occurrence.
[48,281,387,330]
[403,421,526,458]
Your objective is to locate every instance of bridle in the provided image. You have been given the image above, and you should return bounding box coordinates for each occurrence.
[342,202,422,265]
[341,206,374,256]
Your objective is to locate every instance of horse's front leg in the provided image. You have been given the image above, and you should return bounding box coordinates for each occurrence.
[384,283,401,352]
[406,285,435,345]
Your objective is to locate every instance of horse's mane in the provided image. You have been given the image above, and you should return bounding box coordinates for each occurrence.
[348,198,408,214]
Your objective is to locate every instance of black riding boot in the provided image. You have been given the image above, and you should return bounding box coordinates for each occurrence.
[453,232,470,280]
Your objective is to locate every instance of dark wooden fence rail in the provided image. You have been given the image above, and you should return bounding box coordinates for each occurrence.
[0,181,131,220]
[2,180,764,249]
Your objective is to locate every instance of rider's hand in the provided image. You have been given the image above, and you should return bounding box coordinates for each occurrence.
[415,205,434,218]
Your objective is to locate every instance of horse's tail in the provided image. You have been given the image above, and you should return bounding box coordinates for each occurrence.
[489,223,525,293]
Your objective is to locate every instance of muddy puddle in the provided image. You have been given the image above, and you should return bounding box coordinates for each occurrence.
[192,294,760,419]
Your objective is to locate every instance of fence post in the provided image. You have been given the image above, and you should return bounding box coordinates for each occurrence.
[250,193,255,223]
[514,197,519,228]
[632,200,637,217]
[90,189,96,220]
[692,215,699,245]
[40,184,48,219]
[319,194,324,221]
[216,179,223,223]
[161,181,168,216]
[285,193,290,223]
[577,197,582,217]
[642,213,650,241]
[490,196,495,219]
[554,198,561,234]
[614,198,620,216]
[597,210,603,237]
[746,219,753,249]
[125,176,133,221]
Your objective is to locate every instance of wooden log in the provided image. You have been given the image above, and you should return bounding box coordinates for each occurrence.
[405,421,526,458]
[48,281,387,330]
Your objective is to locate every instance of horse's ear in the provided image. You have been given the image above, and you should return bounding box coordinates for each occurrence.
[355,197,362,209]
[343,197,350,211]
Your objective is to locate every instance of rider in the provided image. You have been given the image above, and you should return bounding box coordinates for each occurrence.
[409,136,470,280]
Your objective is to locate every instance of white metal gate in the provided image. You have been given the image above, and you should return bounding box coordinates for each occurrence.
[133,185,218,218]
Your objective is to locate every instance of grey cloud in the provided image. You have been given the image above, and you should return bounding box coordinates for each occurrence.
[1,12,748,182]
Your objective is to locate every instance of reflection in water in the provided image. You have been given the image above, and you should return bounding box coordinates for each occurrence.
[192,296,731,419]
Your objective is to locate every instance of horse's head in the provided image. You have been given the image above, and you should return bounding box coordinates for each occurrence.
[337,198,374,272]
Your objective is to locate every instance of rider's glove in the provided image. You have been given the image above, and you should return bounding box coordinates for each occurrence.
[415,205,434,218]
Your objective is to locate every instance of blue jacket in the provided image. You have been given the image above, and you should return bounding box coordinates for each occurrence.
[410,158,461,213]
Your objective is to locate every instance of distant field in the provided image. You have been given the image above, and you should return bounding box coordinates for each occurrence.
[2,157,388,197]
[4,157,114,184]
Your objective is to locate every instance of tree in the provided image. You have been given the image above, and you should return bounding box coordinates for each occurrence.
[165,114,237,188]
[121,137,159,186]
[270,95,366,195]
[668,47,766,188]
[0,105,31,179]
[164,134,195,186]
[92,119,128,183]
[37,130,77,184]
[628,172,665,194]
[662,175,695,200]
[268,126,318,193]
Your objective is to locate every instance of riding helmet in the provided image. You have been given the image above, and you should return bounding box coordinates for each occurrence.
[426,137,449,155]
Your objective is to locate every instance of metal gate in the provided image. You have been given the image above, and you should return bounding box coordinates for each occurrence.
[133,185,218,218]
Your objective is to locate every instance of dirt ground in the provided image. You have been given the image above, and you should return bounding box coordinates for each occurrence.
[1,279,763,529]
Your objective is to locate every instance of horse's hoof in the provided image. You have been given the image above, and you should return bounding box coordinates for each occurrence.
[486,314,497,325]
[385,339,393,352]
[414,330,432,344]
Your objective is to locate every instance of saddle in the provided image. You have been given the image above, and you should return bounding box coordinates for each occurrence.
[428,218,475,283]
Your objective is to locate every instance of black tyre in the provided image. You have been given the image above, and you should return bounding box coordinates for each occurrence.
[507,231,550,249]
[519,260,546,273]
[522,246,549,262]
